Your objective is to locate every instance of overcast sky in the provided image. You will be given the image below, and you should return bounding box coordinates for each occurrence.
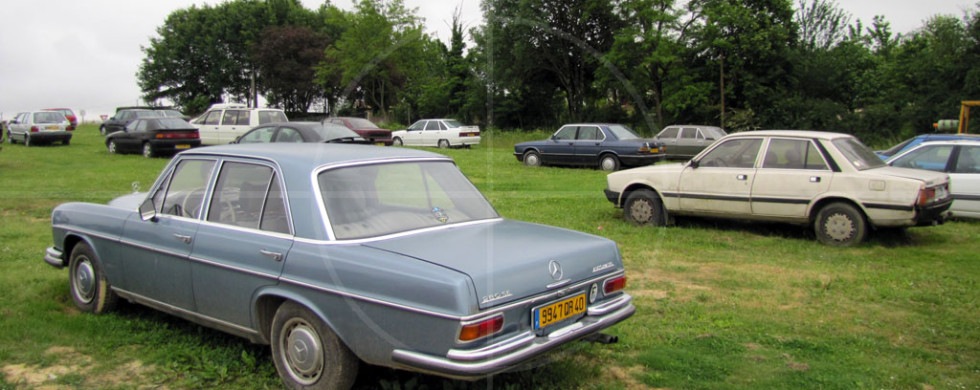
[0,0,975,122]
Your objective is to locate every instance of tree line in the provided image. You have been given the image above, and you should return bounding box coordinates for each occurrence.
[137,0,980,143]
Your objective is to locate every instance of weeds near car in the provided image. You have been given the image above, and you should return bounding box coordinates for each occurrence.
[0,126,977,389]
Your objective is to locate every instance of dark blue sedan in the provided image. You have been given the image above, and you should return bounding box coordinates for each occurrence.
[514,123,666,171]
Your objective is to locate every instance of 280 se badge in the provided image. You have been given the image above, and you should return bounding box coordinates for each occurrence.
[44,143,634,390]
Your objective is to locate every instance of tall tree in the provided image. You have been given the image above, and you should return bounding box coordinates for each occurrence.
[252,25,330,113]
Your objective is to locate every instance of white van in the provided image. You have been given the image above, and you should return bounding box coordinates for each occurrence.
[191,104,288,145]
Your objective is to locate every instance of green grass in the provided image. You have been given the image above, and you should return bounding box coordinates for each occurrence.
[1,126,978,389]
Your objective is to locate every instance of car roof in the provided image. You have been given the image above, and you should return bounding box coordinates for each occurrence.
[185,143,450,169]
[726,130,853,140]
[905,139,980,147]
[916,133,980,139]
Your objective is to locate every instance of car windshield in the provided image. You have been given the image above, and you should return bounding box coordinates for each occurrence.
[833,137,886,170]
[312,124,364,142]
[319,161,499,240]
[443,120,464,128]
[348,118,379,129]
[34,112,66,123]
[154,118,194,129]
[606,124,641,140]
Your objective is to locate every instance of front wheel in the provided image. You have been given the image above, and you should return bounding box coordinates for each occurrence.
[624,189,665,225]
[271,302,358,390]
[107,140,118,154]
[523,150,542,167]
[814,202,867,246]
[142,142,155,158]
[68,243,118,314]
[392,137,403,146]
[599,154,620,171]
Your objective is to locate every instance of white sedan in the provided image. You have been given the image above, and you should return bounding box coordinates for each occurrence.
[887,139,980,219]
[391,119,481,148]
[605,130,953,246]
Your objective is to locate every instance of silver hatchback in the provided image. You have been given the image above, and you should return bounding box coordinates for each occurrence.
[7,111,73,146]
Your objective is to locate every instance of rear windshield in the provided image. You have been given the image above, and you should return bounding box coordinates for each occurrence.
[311,124,362,141]
[135,110,164,118]
[443,119,464,128]
[155,118,194,129]
[607,124,641,140]
[319,161,498,240]
[34,112,66,123]
[348,118,379,129]
[258,110,288,124]
[832,137,886,170]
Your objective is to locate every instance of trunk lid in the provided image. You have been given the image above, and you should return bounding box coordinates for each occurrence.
[363,219,622,309]
[869,166,949,187]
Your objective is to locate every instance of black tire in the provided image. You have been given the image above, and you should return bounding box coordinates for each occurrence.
[68,243,118,314]
[438,139,450,149]
[523,150,542,167]
[63,137,70,146]
[392,137,403,146]
[624,189,666,226]
[107,140,118,154]
[599,154,620,171]
[814,202,867,246]
[8,131,15,144]
[271,302,358,390]
[142,142,155,158]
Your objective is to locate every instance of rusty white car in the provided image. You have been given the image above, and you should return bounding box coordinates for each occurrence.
[604,130,953,246]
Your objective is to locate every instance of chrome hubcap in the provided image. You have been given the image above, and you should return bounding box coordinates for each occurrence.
[526,154,539,166]
[73,258,96,303]
[281,319,323,385]
[824,213,854,241]
[601,157,616,171]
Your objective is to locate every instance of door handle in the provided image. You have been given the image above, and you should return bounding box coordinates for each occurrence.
[173,233,192,244]
[260,250,283,262]
[736,174,748,181]
[810,176,822,183]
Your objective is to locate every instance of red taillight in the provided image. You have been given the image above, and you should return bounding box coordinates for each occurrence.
[917,187,936,206]
[460,132,480,137]
[156,131,199,139]
[458,315,503,342]
[604,276,627,294]
[30,126,39,132]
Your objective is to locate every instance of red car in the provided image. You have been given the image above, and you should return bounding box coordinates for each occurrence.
[45,108,77,130]
[323,117,393,145]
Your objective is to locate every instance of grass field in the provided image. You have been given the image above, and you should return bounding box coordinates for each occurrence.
[1,125,978,390]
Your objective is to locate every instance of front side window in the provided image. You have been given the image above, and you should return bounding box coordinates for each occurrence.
[207,162,287,233]
[203,111,222,125]
[554,126,577,140]
[157,159,216,219]
[408,121,426,131]
[890,145,954,172]
[699,138,763,168]
[319,161,499,240]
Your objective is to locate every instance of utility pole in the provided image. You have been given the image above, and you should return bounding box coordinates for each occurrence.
[719,54,725,128]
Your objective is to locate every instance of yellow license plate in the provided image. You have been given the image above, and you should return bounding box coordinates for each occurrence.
[375,142,386,146]
[45,126,59,130]
[650,148,660,153]
[175,144,191,149]
[533,293,587,329]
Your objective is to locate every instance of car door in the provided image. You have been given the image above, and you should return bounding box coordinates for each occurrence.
[190,160,292,327]
[117,158,217,309]
[403,121,426,145]
[750,138,832,218]
[540,125,578,164]
[573,125,605,163]
[219,110,251,144]
[950,145,980,217]
[678,137,763,214]
[198,110,223,145]
[115,120,144,151]
[8,113,27,138]
[423,120,447,146]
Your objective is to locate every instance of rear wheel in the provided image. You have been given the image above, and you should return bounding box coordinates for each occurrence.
[24,134,31,147]
[438,139,450,149]
[392,137,403,146]
[624,189,665,226]
[523,151,542,167]
[814,202,867,246]
[271,302,358,390]
[69,243,118,314]
[63,137,70,145]
[599,154,620,171]
[142,142,155,158]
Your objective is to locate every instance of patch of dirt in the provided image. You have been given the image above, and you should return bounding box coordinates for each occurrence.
[1,346,164,390]
[605,365,659,390]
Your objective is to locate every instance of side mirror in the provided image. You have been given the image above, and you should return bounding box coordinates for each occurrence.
[139,198,158,222]
[689,160,700,169]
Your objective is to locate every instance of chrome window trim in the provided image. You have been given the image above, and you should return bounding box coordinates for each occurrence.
[293,218,503,246]
[205,158,295,235]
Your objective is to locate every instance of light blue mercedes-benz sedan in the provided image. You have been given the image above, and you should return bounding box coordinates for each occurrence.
[44,143,634,390]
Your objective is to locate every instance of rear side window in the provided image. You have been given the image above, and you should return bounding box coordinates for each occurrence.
[577,126,601,141]
[207,162,289,233]
[954,146,980,173]
[890,145,954,172]
[258,110,287,125]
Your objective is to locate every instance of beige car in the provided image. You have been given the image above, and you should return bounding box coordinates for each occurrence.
[191,104,288,145]
[604,130,953,246]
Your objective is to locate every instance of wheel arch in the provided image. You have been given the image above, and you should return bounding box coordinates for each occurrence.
[620,183,663,208]
[61,233,103,268]
[252,289,355,354]
[808,196,873,228]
